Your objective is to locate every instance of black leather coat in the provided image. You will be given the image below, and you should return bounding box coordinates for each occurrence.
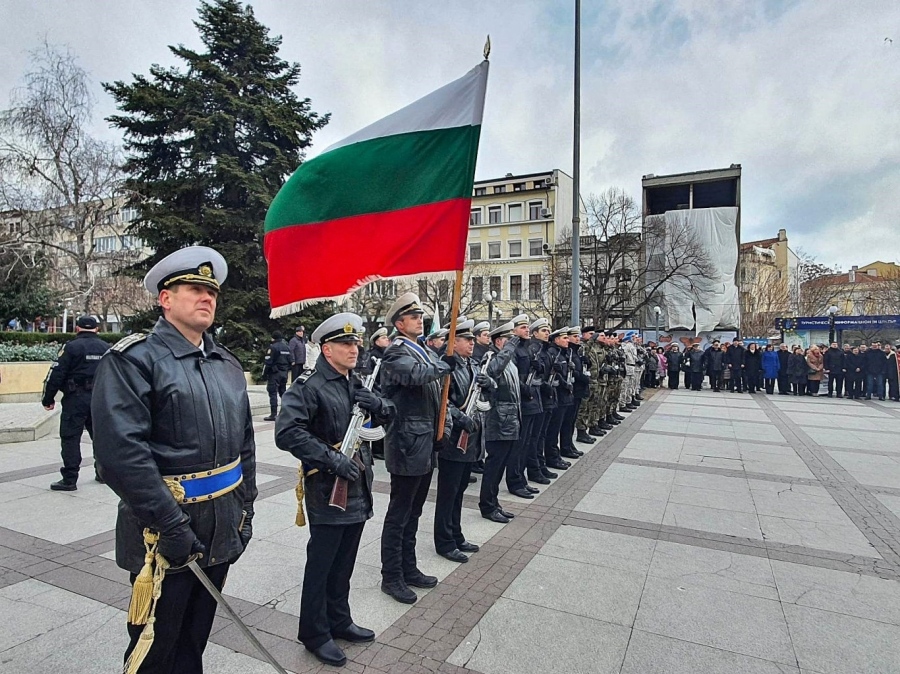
[91,317,257,574]
[381,336,452,476]
[548,344,574,406]
[534,340,558,410]
[514,338,543,415]
[275,354,393,525]
[439,354,481,463]
[570,343,591,399]
[482,338,521,441]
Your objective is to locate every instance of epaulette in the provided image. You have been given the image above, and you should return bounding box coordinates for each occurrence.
[392,337,405,347]
[217,343,243,365]
[295,368,316,385]
[110,333,147,353]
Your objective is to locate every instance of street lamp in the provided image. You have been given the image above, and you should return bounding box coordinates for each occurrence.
[827,305,839,344]
[653,305,662,343]
[483,291,497,328]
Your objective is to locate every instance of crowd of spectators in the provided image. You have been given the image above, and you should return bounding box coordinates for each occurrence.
[641,339,899,401]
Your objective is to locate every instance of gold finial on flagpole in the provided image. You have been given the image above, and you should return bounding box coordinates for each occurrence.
[484,35,491,60]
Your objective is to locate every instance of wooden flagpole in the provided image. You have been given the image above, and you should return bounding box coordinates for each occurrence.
[436,269,464,440]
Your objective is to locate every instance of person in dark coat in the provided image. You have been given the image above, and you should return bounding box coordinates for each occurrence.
[725,339,747,392]
[788,347,808,395]
[777,344,791,394]
[835,343,852,398]
[560,327,587,460]
[885,344,899,401]
[530,319,559,481]
[263,331,292,420]
[379,292,453,604]
[543,327,573,470]
[762,344,780,394]
[845,347,865,398]
[744,343,763,393]
[666,345,683,389]
[41,315,109,490]
[434,319,486,564]
[823,342,843,398]
[275,313,394,666]
[91,246,257,673]
[687,344,705,390]
[289,325,307,381]
[864,341,888,400]
[703,341,726,392]
[511,315,545,489]
[472,322,491,363]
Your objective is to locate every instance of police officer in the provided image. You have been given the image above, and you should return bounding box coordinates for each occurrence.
[275,313,393,667]
[91,246,257,674]
[263,331,292,421]
[42,314,109,491]
[380,292,452,604]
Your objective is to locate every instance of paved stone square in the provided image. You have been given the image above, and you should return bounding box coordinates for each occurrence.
[2,387,900,673]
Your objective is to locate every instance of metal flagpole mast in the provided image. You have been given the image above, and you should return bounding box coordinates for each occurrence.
[571,0,581,326]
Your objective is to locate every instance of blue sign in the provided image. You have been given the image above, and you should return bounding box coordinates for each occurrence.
[775,315,900,331]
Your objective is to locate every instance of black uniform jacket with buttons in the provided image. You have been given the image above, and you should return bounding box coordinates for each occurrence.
[514,338,543,415]
[482,339,521,442]
[42,331,109,405]
[275,354,394,526]
[91,317,258,575]
[535,340,559,410]
[380,336,452,476]
[439,353,480,463]
[570,342,591,400]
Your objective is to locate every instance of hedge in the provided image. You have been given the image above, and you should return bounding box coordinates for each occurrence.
[0,343,62,362]
[0,332,127,346]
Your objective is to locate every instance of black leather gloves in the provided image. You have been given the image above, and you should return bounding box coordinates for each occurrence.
[158,514,206,567]
[476,373,492,388]
[353,387,382,414]
[441,355,458,370]
[332,453,361,481]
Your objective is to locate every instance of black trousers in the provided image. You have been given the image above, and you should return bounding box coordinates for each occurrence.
[690,372,704,391]
[683,371,691,389]
[708,371,723,391]
[560,400,579,453]
[299,521,365,649]
[381,470,432,583]
[520,412,543,478]
[291,363,305,381]
[508,413,538,489]
[266,374,287,415]
[59,390,93,483]
[746,370,761,393]
[667,372,680,389]
[847,375,863,398]
[479,440,514,515]
[807,379,821,395]
[792,378,807,395]
[889,377,899,401]
[777,374,791,394]
[535,409,553,469]
[544,405,566,463]
[829,373,845,396]
[434,459,472,554]
[764,378,776,394]
[728,368,744,392]
[125,563,229,673]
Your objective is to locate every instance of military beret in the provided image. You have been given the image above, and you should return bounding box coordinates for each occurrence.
[312,312,365,345]
[386,292,425,324]
[143,245,228,295]
[581,325,596,333]
[490,321,514,340]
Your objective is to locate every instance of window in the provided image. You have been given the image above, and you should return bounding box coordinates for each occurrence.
[529,239,543,256]
[508,240,522,258]
[470,209,482,226]
[513,182,526,192]
[508,203,523,222]
[529,202,543,220]
[120,206,138,222]
[474,187,486,196]
[95,236,117,253]
[489,276,502,299]
[488,206,502,224]
[468,243,482,260]
[378,280,395,296]
[437,280,449,302]
[120,235,143,250]
[418,280,428,297]
[488,242,501,259]
[471,276,483,300]
[529,274,542,300]
[510,275,522,301]
[494,185,506,194]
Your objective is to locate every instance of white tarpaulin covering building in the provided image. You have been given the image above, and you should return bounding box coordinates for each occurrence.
[662,207,740,333]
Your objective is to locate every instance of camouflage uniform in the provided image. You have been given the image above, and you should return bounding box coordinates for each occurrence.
[575,338,600,432]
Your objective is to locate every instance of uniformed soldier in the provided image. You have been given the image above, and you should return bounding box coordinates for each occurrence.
[472,321,491,362]
[510,314,544,492]
[42,314,109,490]
[479,322,521,523]
[362,326,390,460]
[380,292,452,604]
[575,326,601,444]
[91,246,257,674]
[434,318,487,563]
[560,327,586,459]
[263,331,292,420]
[544,327,573,471]
[425,328,449,355]
[531,318,560,479]
[275,313,394,667]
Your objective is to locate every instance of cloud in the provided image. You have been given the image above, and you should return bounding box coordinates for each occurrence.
[0,0,897,269]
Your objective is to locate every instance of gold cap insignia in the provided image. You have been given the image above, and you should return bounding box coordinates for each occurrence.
[199,264,213,278]
[343,323,354,334]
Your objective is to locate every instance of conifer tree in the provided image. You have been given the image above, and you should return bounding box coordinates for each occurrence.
[105,0,329,361]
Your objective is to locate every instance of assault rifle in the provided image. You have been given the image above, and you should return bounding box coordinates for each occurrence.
[457,352,493,452]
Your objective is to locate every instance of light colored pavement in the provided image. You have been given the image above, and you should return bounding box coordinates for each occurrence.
[1,387,900,673]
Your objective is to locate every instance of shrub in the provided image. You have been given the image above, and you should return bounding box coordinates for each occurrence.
[0,332,126,346]
[0,343,62,362]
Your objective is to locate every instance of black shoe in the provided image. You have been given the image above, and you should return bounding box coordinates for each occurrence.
[576,430,594,443]
[471,465,484,474]
[482,510,510,524]
[620,406,633,413]
[546,460,569,471]
[439,549,469,563]
[540,468,558,479]
[94,473,105,484]
[458,540,480,553]
[373,453,385,460]
[381,580,417,604]
[50,480,77,491]
[404,570,438,588]
[468,475,477,484]
[528,473,551,485]
[524,485,540,494]
[263,415,276,421]
[333,623,375,643]
[499,508,515,519]
[880,396,886,401]
[836,394,843,398]
[509,488,534,499]
[560,450,580,459]
[306,639,346,666]
[634,394,644,401]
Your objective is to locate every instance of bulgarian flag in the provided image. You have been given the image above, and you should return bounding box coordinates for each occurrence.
[264,60,489,317]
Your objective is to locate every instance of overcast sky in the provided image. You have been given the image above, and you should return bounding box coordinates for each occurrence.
[1,0,897,270]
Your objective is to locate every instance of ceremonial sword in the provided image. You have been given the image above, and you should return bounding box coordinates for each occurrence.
[187,560,289,674]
